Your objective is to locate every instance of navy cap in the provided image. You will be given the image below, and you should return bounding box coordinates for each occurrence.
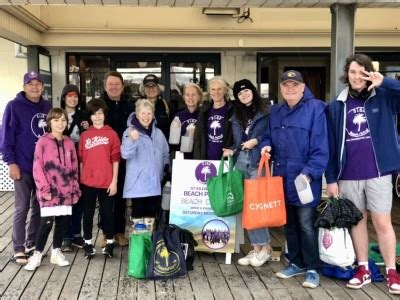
[143,74,159,87]
[280,70,304,84]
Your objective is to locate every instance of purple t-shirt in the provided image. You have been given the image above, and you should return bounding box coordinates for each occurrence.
[207,104,228,160]
[340,96,379,180]
[176,109,199,136]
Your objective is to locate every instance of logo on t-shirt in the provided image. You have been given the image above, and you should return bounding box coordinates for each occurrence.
[31,113,48,138]
[85,136,109,149]
[346,107,370,140]
[208,115,224,142]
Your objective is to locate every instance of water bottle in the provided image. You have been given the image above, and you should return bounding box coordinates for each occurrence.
[169,116,181,145]
[132,219,148,234]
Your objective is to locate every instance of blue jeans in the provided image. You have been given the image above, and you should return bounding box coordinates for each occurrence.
[235,151,270,246]
[285,204,321,270]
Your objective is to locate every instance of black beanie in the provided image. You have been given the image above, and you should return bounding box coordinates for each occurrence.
[233,79,257,101]
[61,84,79,100]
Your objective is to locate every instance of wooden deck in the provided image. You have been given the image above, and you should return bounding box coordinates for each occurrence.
[0,191,399,299]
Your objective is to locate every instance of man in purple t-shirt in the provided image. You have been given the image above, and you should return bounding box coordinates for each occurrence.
[327,54,400,295]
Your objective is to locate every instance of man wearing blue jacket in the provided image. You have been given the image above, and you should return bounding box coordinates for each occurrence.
[326,54,400,295]
[1,71,51,265]
[260,70,329,288]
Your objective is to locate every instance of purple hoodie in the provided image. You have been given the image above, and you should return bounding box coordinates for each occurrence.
[1,91,51,174]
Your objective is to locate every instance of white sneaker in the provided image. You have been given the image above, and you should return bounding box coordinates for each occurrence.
[50,248,70,267]
[24,251,42,271]
[238,250,256,266]
[250,249,272,267]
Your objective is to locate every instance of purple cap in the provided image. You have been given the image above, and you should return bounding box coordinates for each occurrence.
[280,70,304,84]
[23,71,43,84]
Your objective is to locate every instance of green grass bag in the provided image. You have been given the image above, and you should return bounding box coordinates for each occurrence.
[207,156,244,217]
[128,232,152,279]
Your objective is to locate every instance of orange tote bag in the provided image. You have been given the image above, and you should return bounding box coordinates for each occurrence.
[242,155,286,230]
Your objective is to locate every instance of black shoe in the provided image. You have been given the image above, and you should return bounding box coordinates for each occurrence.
[102,243,115,258]
[61,239,73,252]
[83,243,95,259]
[71,237,85,249]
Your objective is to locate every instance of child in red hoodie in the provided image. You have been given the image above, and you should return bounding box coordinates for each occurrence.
[79,99,120,259]
[25,108,81,271]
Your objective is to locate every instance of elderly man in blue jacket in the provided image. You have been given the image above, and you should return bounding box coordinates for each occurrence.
[260,70,329,289]
[326,54,400,295]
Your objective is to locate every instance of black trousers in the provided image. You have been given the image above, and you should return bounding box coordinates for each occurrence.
[82,185,115,240]
[114,161,127,234]
[131,196,161,218]
[36,215,70,252]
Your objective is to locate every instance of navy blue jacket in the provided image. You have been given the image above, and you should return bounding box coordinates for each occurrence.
[260,87,329,207]
[230,106,270,167]
[326,77,400,184]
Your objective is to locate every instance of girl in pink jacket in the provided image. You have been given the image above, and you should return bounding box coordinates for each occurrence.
[25,108,81,271]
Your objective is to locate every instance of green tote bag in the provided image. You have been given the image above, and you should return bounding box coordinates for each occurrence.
[207,156,244,217]
[127,232,152,279]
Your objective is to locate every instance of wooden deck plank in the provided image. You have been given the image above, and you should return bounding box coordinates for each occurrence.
[137,279,156,299]
[219,263,253,299]
[187,262,214,300]
[155,279,175,299]
[118,245,138,299]
[201,261,233,299]
[173,275,194,300]
[98,246,123,298]
[236,264,273,299]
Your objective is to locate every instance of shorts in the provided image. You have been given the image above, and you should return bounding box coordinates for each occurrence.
[338,175,392,214]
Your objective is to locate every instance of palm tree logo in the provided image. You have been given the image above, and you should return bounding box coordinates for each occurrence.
[353,113,367,132]
[160,246,170,267]
[201,166,211,181]
[38,119,47,135]
[210,120,221,136]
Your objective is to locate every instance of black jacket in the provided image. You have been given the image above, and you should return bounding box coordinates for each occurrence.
[63,109,88,138]
[193,100,234,160]
[100,92,135,139]
[154,96,174,140]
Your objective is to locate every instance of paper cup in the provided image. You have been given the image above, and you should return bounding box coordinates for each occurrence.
[294,175,314,204]
[180,135,193,153]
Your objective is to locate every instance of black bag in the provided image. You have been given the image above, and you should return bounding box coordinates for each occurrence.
[173,225,198,271]
[146,225,187,280]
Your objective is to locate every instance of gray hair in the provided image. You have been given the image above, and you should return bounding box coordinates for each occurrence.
[207,76,231,101]
[135,99,155,114]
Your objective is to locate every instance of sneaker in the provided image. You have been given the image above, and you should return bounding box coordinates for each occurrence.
[61,239,73,252]
[71,237,85,249]
[347,265,371,289]
[24,251,42,271]
[387,269,400,295]
[276,263,305,279]
[25,245,36,256]
[102,242,115,258]
[50,249,70,267]
[238,250,256,266]
[250,249,272,267]
[302,270,320,288]
[115,233,129,247]
[83,243,96,259]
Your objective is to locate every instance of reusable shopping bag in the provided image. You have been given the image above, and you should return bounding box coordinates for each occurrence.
[127,232,152,279]
[146,225,187,280]
[242,155,286,229]
[207,156,244,217]
[318,227,355,267]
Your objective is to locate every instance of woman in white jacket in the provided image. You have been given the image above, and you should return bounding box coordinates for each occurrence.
[121,99,170,231]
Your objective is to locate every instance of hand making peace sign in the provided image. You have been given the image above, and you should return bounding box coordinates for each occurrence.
[361,69,384,91]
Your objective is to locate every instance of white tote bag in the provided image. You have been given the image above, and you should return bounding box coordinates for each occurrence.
[318,227,355,267]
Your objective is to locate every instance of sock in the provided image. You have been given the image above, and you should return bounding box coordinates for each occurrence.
[85,240,92,245]
[107,239,114,244]
[358,261,369,270]
[386,267,395,274]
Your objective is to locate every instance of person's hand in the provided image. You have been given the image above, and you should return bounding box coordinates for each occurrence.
[9,164,21,180]
[42,193,52,201]
[223,148,234,157]
[81,121,89,130]
[326,182,339,197]
[260,146,271,158]
[107,181,117,196]
[129,129,139,141]
[361,70,384,91]
[241,138,258,150]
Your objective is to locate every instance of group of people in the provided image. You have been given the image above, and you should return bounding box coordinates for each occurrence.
[1,53,399,294]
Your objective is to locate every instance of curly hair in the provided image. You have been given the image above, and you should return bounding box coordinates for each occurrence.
[340,54,375,85]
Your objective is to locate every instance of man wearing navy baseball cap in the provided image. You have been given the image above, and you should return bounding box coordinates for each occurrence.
[260,69,328,288]
[1,70,51,265]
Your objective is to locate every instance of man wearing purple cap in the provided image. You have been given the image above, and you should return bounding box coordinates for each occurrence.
[1,71,51,265]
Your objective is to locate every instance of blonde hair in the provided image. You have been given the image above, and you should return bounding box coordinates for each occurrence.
[183,82,203,107]
[135,98,155,114]
[207,76,230,101]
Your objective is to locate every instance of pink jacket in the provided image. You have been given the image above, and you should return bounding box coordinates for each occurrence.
[33,133,81,208]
